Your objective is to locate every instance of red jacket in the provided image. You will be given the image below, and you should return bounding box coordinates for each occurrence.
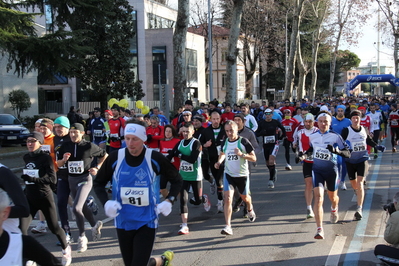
[146,125,164,149]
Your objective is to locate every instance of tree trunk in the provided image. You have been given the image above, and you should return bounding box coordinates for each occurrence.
[225,0,244,104]
[283,0,305,101]
[296,36,308,101]
[328,28,341,98]
[173,0,189,111]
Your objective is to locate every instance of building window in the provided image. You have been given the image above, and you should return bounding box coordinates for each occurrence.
[238,73,245,91]
[153,46,167,101]
[221,48,228,63]
[222,73,227,88]
[186,48,198,86]
[147,13,175,29]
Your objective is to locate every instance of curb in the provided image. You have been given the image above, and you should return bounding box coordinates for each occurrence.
[0,150,26,159]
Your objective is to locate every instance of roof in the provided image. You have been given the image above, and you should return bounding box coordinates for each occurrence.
[188,24,230,37]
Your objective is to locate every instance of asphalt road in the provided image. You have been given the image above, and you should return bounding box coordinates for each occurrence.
[2,140,396,266]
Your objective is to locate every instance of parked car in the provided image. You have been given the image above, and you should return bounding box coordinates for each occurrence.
[0,114,30,146]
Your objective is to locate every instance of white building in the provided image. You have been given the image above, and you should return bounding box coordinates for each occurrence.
[1,0,206,115]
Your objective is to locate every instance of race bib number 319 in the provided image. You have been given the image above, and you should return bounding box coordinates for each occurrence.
[121,187,149,206]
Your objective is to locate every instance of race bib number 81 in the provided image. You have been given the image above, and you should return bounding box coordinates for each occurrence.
[121,187,149,206]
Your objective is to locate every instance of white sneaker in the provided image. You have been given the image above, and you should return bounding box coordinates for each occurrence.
[285,164,292,170]
[217,200,224,213]
[307,209,315,219]
[339,181,347,190]
[77,236,88,253]
[268,180,274,189]
[221,225,233,235]
[203,194,211,212]
[354,207,363,221]
[330,209,339,224]
[31,221,47,234]
[62,245,72,266]
[247,210,256,222]
[178,224,189,235]
[91,220,103,241]
[25,261,37,266]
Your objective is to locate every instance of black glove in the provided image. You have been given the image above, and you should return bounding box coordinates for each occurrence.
[147,135,153,142]
[110,136,119,142]
[174,150,181,158]
[120,135,124,140]
[21,174,33,183]
[326,144,340,154]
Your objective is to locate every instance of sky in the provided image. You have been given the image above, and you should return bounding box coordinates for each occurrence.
[341,2,395,68]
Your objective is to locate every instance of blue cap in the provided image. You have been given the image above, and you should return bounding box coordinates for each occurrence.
[336,105,346,110]
[54,116,70,129]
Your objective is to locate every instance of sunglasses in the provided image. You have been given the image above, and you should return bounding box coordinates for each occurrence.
[265,112,272,115]
[183,115,190,117]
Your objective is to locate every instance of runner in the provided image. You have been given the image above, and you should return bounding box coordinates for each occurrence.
[215,121,257,236]
[20,132,71,265]
[159,125,180,198]
[200,111,227,212]
[293,113,318,219]
[388,103,399,152]
[307,112,350,239]
[169,122,211,235]
[368,103,385,158]
[0,188,62,266]
[331,105,351,190]
[341,110,385,220]
[256,108,286,189]
[94,119,182,266]
[281,109,300,170]
[56,123,107,253]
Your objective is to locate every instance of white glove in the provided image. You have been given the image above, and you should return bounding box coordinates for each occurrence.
[157,201,172,216]
[104,200,122,218]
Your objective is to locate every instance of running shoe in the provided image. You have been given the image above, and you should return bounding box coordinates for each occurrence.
[86,195,99,215]
[217,200,224,213]
[62,245,72,266]
[314,228,324,240]
[92,220,103,241]
[374,153,378,159]
[178,225,189,235]
[377,145,386,152]
[26,261,37,266]
[393,147,396,153]
[162,250,174,266]
[307,209,315,219]
[354,207,363,221]
[209,179,216,195]
[221,225,233,235]
[57,233,74,246]
[330,209,339,224]
[247,209,256,222]
[268,180,274,189]
[77,236,88,253]
[203,194,211,212]
[31,221,47,234]
[285,164,292,170]
[338,181,347,190]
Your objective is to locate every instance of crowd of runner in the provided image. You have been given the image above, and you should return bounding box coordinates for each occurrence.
[1,95,399,265]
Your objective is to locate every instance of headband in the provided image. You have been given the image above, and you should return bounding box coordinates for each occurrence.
[124,123,147,142]
[304,113,314,121]
[318,113,332,122]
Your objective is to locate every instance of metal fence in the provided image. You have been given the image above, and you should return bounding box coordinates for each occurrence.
[45,100,174,115]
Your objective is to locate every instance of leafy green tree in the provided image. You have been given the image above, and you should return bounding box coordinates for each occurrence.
[1,0,144,109]
[8,89,31,119]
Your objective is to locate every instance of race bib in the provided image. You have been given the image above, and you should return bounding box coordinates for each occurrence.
[264,135,275,144]
[284,126,292,132]
[227,150,239,161]
[352,142,366,152]
[314,148,331,161]
[120,187,149,206]
[392,120,398,126]
[23,169,39,185]
[110,133,119,138]
[68,161,84,174]
[93,130,103,137]
[373,120,378,125]
[180,161,194,172]
[41,145,51,154]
